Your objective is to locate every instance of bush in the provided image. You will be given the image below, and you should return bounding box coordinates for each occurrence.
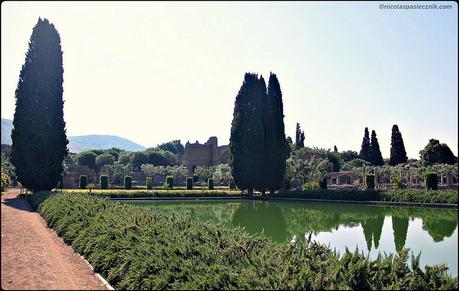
[27,191,458,290]
[166,175,174,189]
[392,176,404,189]
[124,176,132,190]
[302,181,319,190]
[146,177,153,190]
[366,174,375,190]
[100,175,108,189]
[79,175,87,189]
[186,177,193,190]
[425,173,438,190]
[1,172,11,192]
[58,174,64,189]
[229,179,236,190]
[208,178,214,190]
[319,177,327,189]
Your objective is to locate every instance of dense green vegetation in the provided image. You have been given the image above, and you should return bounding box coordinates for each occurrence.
[389,124,408,166]
[27,191,457,290]
[11,18,68,191]
[63,189,241,198]
[420,139,458,166]
[275,189,458,204]
[230,73,288,195]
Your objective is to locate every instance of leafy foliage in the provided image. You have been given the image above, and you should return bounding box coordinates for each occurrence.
[146,177,153,190]
[359,127,371,162]
[79,175,87,189]
[27,192,458,290]
[124,176,132,190]
[186,177,193,190]
[11,18,68,191]
[425,173,438,190]
[420,139,457,166]
[366,174,375,190]
[100,175,108,189]
[1,172,11,192]
[208,178,214,190]
[295,122,305,148]
[166,176,174,189]
[77,151,97,170]
[157,140,185,155]
[369,130,384,166]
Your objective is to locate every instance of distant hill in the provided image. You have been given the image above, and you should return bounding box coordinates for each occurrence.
[1,118,146,153]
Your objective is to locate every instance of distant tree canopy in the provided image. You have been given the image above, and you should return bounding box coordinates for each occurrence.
[420,139,457,166]
[77,151,97,170]
[95,153,115,170]
[341,150,360,162]
[230,72,287,195]
[144,148,178,166]
[157,140,184,155]
[295,123,305,148]
[389,124,408,166]
[10,18,68,191]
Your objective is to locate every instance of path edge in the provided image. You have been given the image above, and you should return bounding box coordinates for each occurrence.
[78,254,115,290]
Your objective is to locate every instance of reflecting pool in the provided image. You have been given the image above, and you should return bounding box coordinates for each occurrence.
[128,199,458,275]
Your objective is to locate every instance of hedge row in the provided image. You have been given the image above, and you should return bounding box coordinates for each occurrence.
[63,189,242,198]
[275,189,458,204]
[27,191,457,290]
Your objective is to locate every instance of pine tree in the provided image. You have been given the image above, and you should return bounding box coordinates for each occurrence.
[262,73,288,195]
[389,124,408,166]
[369,130,384,166]
[295,123,305,148]
[11,18,68,191]
[359,127,371,162]
[229,73,265,196]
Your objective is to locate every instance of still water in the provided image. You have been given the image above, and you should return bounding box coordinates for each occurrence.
[128,199,458,276]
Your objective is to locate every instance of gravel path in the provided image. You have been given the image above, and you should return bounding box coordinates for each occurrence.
[1,188,107,290]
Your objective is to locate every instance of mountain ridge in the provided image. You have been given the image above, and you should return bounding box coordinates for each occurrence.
[1,118,146,153]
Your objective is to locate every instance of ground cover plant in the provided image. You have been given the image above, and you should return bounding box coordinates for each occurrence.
[275,189,458,204]
[27,191,457,290]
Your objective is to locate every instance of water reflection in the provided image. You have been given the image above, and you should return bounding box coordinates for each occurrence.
[129,200,458,274]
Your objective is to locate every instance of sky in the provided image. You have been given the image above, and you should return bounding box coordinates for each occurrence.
[1,1,457,158]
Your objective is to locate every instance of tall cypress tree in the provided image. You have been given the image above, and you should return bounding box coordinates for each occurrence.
[262,73,288,195]
[359,127,371,162]
[229,73,265,196]
[369,130,384,166]
[11,18,68,191]
[389,124,408,165]
[295,123,305,148]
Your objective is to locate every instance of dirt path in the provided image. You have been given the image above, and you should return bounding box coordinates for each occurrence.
[1,188,107,290]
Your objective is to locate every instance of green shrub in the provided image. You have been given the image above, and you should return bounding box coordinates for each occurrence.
[366,174,375,190]
[146,177,153,190]
[425,173,438,190]
[124,176,132,190]
[27,191,458,290]
[186,177,193,190]
[392,176,404,189]
[100,175,108,189]
[162,181,169,190]
[58,174,64,189]
[1,172,10,192]
[229,179,236,190]
[302,181,319,190]
[208,178,214,190]
[319,177,327,189]
[79,175,87,189]
[166,175,174,189]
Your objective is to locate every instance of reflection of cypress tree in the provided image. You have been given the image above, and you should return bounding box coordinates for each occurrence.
[361,215,385,251]
[372,216,385,249]
[392,216,409,252]
[361,220,373,251]
[422,218,458,242]
[232,201,288,242]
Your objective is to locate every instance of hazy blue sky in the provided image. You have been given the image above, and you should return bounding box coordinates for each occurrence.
[1,1,457,158]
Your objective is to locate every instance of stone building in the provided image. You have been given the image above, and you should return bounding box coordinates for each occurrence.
[181,136,229,174]
[327,171,358,186]
[63,156,109,188]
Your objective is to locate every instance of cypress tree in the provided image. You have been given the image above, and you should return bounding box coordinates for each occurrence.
[295,123,305,148]
[334,145,338,152]
[369,130,384,166]
[10,18,68,191]
[229,73,265,196]
[389,124,408,166]
[359,127,371,162]
[262,73,288,195]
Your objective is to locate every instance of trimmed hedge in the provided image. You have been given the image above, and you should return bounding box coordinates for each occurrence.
[100,175,108,189]
[366,174,375,190]
[275,189,458,204]
[425,173,438,190]
[186,177,193,190]
[319,177,327,189]
[146,177,153,190]
[27,191,458,290]
[79,175,87,189]
[166,176,174,189]
[208,178,214,190]
[124,176,132,190]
